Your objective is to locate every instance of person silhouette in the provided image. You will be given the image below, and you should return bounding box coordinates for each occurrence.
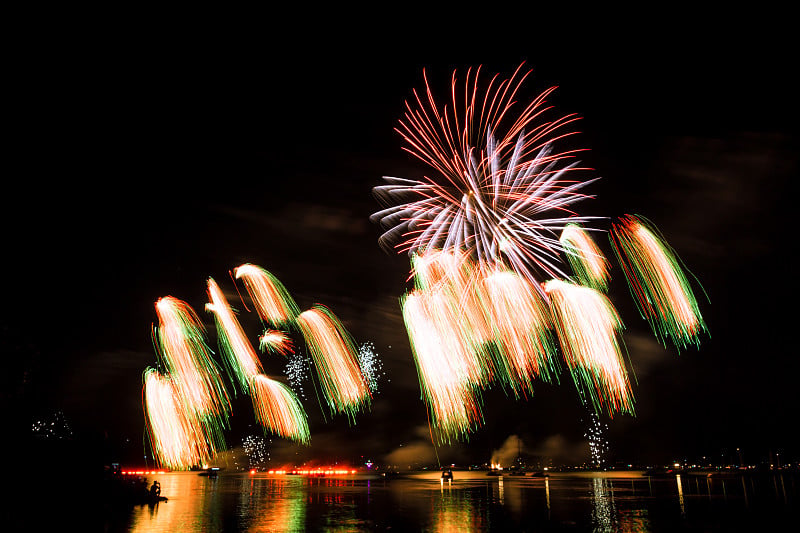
[150,480,161,498]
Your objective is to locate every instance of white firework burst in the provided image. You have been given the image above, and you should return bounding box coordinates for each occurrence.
[584,412,609,468]
[358,341,386,394]
[285,350,310,400]
[242,432,271,468]
[371,64,601,286]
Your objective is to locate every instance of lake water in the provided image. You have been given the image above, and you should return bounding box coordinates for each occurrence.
[103,470,798,532]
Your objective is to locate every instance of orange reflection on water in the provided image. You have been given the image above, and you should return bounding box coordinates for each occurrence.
[127,473,308,533]
[429,488,488,532]
[241,477,306,532]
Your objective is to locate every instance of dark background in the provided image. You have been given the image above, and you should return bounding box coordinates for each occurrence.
[4,14,797,473]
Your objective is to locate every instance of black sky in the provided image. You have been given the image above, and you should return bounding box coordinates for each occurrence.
[5,18,798,469]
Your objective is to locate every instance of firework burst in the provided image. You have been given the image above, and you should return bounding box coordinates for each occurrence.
[143,368,219,470]
[401,287,485,442]
[482,267,558,396]
[296,305,371,419]
[370,65,712,445]
[544,279,634,417]
[285,350,310,400]
[259,329,294,356]
[206,277,263,394]
[559,223,610,291]
[249,374,310,444]
[234,263,300,328]
[371,64,601,287]
[357,341,386,394]
[610,215,708,350]
[153,296,231,426]
[584,411,609,468]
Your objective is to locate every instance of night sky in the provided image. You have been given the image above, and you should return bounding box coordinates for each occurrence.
[5,20,797,471]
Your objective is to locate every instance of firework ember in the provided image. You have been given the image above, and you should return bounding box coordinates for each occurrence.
[259,329,294,356]
[544,279,634,416]
[401,288,484,443]
[296,305,371,419]
[153,296,231,427]
[610,215,707,350]
[559,223,610,291]
[206,277,263,393]
[357,341,386,394]
[234,263,300,328]
[249,374,310,444]
[143,368,219,470]
[482,267,557,396]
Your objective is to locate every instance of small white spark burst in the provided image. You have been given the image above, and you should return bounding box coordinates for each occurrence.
[358,341,386,394]
[584,412,609,468]
[285,350,309,400]
[31,410,73,440]
[242,433,271,468]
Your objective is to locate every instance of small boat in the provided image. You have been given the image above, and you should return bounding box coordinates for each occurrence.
[198,467,221,477]
[441,469,454,480]
[486,469,502,476]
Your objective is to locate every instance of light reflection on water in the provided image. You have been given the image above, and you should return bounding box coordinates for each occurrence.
[113,470,798,532]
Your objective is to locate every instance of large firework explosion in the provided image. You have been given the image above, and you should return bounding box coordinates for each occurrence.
[371,63,601,288]
[373,64,708,444]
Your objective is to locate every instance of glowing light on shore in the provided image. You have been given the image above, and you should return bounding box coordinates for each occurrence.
[234,264,300,328]
[559,223,610,291]
[206,277,263,393]
[610,215,707,350]
[249,374,310,444]
[266,468,357,475]
[296,306,371,419]
[544,279,634,416]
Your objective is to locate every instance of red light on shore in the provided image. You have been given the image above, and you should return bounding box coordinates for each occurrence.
[265,467,356,476]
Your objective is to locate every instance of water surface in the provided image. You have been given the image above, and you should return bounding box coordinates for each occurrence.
[104,470,798,532]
